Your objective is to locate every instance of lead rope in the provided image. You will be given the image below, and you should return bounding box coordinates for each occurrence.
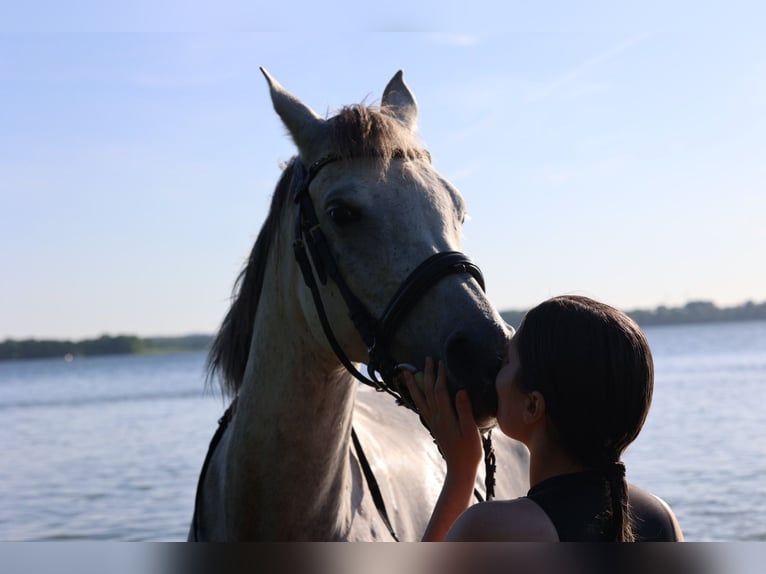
[481,429,496,501]
[431,428,495,504]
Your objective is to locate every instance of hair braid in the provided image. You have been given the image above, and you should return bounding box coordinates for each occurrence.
[603,461,635,542]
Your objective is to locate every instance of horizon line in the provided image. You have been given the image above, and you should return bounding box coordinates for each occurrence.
[3,297,765,342]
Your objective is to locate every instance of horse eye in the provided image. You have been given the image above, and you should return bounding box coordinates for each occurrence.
[327,205,359,227]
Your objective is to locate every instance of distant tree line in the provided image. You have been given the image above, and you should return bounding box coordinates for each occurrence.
[0,334,212,361]
[3,300,764,361]
[626,300,766,326]
[501,300,766,329]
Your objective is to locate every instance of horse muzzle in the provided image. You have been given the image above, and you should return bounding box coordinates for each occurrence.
[391,323,509,431]
[443,323,508,430]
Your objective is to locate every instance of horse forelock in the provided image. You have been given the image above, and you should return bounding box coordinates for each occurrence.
[327,104,425,167]
[207,104,425,398]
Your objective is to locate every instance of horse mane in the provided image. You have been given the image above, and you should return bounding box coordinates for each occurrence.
[207,104,425,398]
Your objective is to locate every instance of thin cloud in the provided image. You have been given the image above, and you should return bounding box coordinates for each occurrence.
[426,33,480,47]
[526,33,651,103]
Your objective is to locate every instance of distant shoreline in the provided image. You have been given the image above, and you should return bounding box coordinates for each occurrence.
[2,300,764,361]
[0,334,212,362]
[501,299,766,329]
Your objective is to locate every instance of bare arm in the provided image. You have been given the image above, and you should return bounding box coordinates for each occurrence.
[401,358,483,541]
[421,456,478,541]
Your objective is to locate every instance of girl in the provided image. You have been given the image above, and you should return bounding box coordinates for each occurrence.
[402,295,683,541]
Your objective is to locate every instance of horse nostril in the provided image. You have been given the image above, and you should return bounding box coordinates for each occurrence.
[445,330,499,384]
[444,332,473,390]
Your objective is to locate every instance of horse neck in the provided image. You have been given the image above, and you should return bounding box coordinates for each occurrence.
[223,248,359,540]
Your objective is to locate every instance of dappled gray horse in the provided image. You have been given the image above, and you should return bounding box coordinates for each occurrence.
[190,69,529,541]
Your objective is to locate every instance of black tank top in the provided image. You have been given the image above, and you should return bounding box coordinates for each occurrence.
[526,471,679,541]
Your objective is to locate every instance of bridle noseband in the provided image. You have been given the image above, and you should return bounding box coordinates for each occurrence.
[291,152,486,401]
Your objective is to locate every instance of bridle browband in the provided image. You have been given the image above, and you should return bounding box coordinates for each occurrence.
[292,151,486,401]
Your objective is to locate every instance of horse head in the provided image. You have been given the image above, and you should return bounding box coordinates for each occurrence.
[259,69,511,428]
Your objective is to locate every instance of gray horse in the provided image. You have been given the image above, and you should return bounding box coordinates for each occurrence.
[190,69,529,541]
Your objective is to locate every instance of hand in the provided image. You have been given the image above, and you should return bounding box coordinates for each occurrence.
[401,357,483,479]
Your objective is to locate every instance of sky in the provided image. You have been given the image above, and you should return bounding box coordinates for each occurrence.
[2,2,765,339]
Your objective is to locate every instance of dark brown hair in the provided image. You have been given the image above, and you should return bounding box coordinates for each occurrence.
[515,295,654,541]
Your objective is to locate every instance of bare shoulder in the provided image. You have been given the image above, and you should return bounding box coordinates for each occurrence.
[628,483,685,541]
[649,492,685,541]
[445,498,559,542]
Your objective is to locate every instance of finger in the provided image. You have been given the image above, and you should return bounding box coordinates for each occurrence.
[434,360,453,412]
[402,372,430,421]
[454,390,477,437]
[422,356,437,404]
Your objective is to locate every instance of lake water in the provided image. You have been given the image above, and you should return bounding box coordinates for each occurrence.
[1,321,764,541]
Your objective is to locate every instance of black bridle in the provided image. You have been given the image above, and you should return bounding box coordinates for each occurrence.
[292,152,486,400]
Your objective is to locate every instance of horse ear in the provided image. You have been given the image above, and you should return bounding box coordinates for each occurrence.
[381,70,418,132]
[260,67,326,160]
